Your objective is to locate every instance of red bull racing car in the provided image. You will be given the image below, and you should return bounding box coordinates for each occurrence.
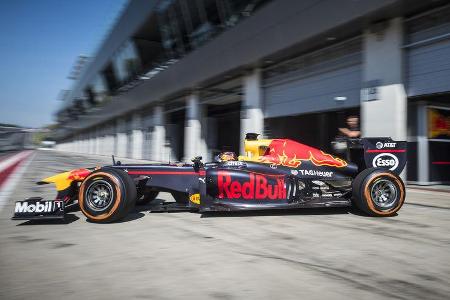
[12,134,407,223]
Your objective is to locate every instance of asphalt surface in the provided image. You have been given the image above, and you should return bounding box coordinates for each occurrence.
[0,150,449,300]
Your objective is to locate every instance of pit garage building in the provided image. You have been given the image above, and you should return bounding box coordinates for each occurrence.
[54,0,450,185]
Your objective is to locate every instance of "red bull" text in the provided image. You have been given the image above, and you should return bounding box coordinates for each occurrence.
[217,171,286,200]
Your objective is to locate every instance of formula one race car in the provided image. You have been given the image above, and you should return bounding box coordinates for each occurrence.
[12,134,407,223]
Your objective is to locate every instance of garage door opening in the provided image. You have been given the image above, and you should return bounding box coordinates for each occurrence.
[166,109,185,162]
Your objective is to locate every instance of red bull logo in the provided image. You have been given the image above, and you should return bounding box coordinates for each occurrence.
[428,108,450,139]
[217,171,286,200]
[259,139,347,168]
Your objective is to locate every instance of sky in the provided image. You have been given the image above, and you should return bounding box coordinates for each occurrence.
[0,0,128,128]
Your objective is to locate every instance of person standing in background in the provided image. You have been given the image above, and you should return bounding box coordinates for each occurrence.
[339,115,361,138]
[334,115,362,165]
[332,115,361,161]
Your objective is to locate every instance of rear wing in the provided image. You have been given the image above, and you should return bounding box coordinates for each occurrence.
[348,138,407,175]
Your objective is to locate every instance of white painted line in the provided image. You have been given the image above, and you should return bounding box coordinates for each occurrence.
[0,152,35,213]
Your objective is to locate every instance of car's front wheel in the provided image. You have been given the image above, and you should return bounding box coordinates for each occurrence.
[78,168,136,223]
[352,168,405,217]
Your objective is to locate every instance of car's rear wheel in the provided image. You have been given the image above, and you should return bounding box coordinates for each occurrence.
[136,190,159,205]
[79,168,136,223]
[352,168,405,217]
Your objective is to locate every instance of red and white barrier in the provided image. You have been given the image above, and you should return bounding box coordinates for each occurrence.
[0,151,34,212]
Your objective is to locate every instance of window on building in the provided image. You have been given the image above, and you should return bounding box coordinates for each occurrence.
[102,63,119,92]
[112,40,141,84]
[84,87,95,106]
[92,75,108,104]
[131,0,271,82]
[134,15,165,71]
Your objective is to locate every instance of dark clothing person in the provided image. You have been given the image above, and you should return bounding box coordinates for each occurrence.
[338,116,361,138]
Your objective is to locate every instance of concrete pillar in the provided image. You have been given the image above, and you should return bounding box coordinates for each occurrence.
[84,138,87,153]
[80,137,85,153]
[91,136,96,154]
[88,135,94,154]
[90,134,95,154]
[109,125,116,157]
[82,137,87,153]
[241,69,264,154]
[103,125,114,157]
[417,102,429,184]
[116,118,127,158]
[99,131,104,156]
[131,113,144,159]
[104,135,111,156]
[152,106,167,162]
[86,136,91,154]
[361,18,406,141]
[85,137,89,154]
[141,112,153,160]
[95,129,101,155]
[99,128,106,156]
[184,93,208,162]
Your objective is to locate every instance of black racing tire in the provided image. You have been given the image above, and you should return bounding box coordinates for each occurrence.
[352,168,405,217]
[79,168,137,223]
[136,190,159,206]
[171,191,189,205]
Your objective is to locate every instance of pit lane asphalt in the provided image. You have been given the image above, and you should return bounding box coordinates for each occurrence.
[0,150,449,300]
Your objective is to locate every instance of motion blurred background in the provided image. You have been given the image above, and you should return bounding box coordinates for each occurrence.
[1,0,449,185]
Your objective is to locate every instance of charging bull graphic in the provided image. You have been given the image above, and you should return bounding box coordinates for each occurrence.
[259,139,347,168]
[67,168,92,181]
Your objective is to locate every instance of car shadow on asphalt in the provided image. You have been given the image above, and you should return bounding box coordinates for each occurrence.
[84,211,146,224]
[131,201,382,219]
[200,207,351,218]
[115,212,145,223]
[16,213,80,226]
[199,207,385,218]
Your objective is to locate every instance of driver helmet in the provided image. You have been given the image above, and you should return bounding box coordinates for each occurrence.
[215,152,237,162]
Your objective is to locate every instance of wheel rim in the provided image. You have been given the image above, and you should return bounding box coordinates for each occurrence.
[370,179,398,209]
[86,180,114,211]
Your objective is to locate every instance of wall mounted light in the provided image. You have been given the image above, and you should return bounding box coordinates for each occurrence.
[334,96,347,101]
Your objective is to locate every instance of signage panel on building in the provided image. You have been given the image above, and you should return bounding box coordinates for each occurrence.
[428,107,450,140]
